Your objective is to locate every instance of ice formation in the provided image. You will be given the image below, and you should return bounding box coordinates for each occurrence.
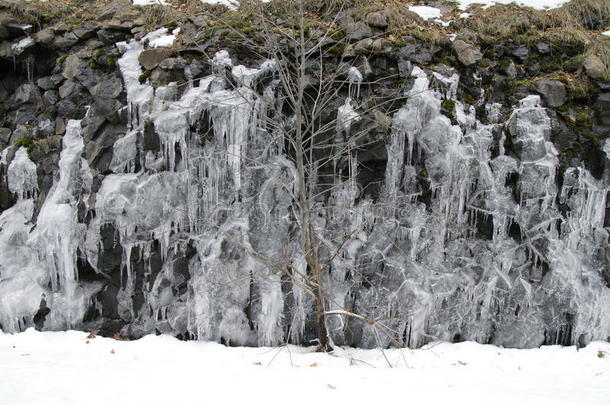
[0,28,608,349]
[1,120,97,333]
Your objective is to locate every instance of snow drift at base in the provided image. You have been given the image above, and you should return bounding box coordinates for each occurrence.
[0,329,609,405]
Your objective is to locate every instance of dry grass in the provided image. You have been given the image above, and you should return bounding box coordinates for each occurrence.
[350,0,426,30]
[0,0,607,70]
[554,0,610,30]
[450,1,609,65]
[141,3,184,26]
[0,0,72,27]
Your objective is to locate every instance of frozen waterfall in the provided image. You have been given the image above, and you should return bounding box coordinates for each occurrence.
[0,32,608,349]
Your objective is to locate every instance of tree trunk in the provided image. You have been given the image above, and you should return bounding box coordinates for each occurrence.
[304,226,331,351]
[313,284,331,351]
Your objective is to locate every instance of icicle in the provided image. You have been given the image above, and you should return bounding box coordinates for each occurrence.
[347,66,362,99]
[7,147,37,200]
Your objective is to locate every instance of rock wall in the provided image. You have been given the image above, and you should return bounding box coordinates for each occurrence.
[0,1,609,348]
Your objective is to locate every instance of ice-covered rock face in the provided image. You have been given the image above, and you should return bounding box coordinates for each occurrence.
[1,120,97,333]
[0,31,609,349]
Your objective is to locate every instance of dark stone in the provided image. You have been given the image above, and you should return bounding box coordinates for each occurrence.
[0,128,10,149]
[36,118,55,138]
[503,60,518,79]
[595,93,610,126]
[536,42,550,54]
[30,136,62,173]
[138,48,174,70]
[14,83,41,105]
[53,32,79,49]
[2,76,19,94]
[550,112,577,153]
[80,105,110,142]
[353,38,392,55]
[345,22,372,42]
[90,75,123,99]
[0,80,8,102]
[583,54,607,81]
[85,122,125,174]
[55,118,66,135]
[35,28,55,46]
[186,59,205,79]
[59,80,76,99]
[5,23,34,37]
[72,22,98,40]
[97,222,124,281]
[158,57,187,71]
[357,56,373,79]
[62,54,84,80]
[453,39,482,66]
[9,124,33,143]
[33,297,51,331]
[50,74,64,87]
[150,68,184,87]
[7,105,37,126]
[0,41,12,59]
[604,247,610,288]
[43,90,59,106]
[106,19,137,31]
[512,46,529,61]
[75,66,108,91]
[0,160,16,210]
[398,43,433,65]
[97,29,126,45]
[365,10,389,29]
[37,76,57,90]
[98,284,122,320]
[534,79,567,108]
[143,121,161,152]
[57,98,87,120]
[0,22,8,40]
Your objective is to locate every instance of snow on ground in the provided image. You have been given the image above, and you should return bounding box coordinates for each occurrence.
[128,0,572,11]
[452,0,572,10]
[409,6,443,21]
[1,329,609,405]
[132,0,167,6]
[397,2,572,26]
[131,0,247,7]
[603,30,610,37]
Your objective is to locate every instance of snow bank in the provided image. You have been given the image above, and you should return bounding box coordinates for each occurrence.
[409,1,570,24]
[1,329,609,405]
[130,0,573,11]
[409,6,442,21]
[452,0,572,10]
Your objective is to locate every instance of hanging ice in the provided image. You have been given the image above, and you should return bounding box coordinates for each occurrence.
[0,31,608,350]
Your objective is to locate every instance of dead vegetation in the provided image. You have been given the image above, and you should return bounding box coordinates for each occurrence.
[1,0,607,75]
[452,0,609,57]
[0,0,73,27]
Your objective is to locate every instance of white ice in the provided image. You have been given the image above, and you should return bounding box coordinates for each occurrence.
[7,147,37,199]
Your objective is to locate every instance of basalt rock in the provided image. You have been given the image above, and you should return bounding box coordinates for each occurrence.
[139,48,174,70]
[365,10,389,30]
[534,79,567,108]
[583,54,607,81]
[453,39,482,66]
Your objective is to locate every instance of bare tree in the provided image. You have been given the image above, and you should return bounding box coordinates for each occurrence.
[200,0,405,351]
